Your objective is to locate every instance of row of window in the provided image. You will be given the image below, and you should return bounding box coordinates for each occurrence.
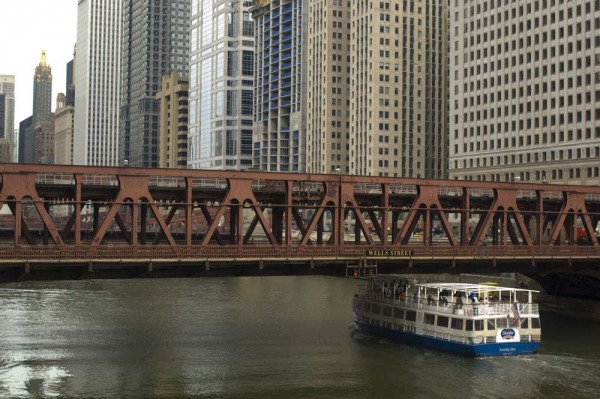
[362,300,541,331]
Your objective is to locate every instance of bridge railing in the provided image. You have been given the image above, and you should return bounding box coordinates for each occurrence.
[0,244,598,261]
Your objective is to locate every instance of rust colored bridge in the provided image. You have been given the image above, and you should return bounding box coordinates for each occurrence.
[1,163,600,292]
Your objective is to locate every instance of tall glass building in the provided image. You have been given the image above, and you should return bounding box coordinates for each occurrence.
[120,0,190,168]
[188,0,255,170]
[252,0,304,172]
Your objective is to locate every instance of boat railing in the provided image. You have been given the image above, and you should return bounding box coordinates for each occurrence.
[355,289,539,317]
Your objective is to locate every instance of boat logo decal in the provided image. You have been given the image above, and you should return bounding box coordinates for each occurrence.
[500,328,516,340]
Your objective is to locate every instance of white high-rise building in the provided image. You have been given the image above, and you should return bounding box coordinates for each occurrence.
[0,75,16,161]
[450,0,600,185]
[188,0,255,170]
[349,1,448,178]
[74,0,122,166]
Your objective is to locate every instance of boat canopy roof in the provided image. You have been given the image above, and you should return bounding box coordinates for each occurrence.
[414,282,539,294]
[371,276,539,294]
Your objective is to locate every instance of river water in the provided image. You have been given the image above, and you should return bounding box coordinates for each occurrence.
[0,276,599,399]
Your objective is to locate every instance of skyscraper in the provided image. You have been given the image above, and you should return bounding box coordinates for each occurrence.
[0,93,8,162]
[18,116,32,163]
[32,51,52,126]
[33,117,55,164]
[253,0,304,172]
[0,75,16,161]
[188,0,255,170]
[253,1,448,177]
[349,1,448,178]
[74,0,122,166]
[66,46,75,107]
[156,71,189,169]
[304,0,350,174]
[54,92,75,166]
[449,0,600,185]
[120,0,190,168]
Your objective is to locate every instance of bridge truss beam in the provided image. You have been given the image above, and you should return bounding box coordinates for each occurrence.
[1,164,600,271]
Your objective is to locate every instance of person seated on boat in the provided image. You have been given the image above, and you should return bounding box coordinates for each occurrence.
[400,291,407,301]
[455,296,464,309]
[427,294,434,306]
[413,292,419,303]
[483,297,489,305]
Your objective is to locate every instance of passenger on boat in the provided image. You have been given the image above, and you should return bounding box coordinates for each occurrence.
[455,296,464,309]
[427,294,433,306]
[468,292,479,304]
[413,292,419,303]
[396,286,405,300]
[439,295,448,306]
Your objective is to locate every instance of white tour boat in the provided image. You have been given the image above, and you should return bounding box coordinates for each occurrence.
[352,277,541,356]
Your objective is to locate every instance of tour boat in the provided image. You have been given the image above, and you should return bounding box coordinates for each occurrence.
[352,277,541,356]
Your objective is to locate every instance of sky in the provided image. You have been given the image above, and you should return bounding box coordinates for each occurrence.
[0,0,77,129]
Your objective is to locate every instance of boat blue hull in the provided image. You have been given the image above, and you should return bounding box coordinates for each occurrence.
[354,318,540,357]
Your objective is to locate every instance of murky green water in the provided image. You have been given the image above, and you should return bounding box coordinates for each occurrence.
[0,276,599,398]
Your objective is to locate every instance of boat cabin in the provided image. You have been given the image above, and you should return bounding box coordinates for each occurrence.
[353,277,541,346]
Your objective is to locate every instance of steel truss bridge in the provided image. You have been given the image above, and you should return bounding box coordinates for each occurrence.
[1,163,600,294]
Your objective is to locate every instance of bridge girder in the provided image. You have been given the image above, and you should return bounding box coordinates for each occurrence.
[0,163,600,271]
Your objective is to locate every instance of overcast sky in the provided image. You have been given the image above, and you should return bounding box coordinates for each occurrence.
[0,0,77,129]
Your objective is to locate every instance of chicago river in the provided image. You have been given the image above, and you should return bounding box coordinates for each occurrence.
[1,276,599,398]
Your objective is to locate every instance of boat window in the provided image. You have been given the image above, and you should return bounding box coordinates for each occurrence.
[466,320,473,331]
[424,313,435,325]
[474,320,484,331]
[382,306,393,317]
[531,317,541,328]
[394,308,404,319]
[406,310,417,321]
[450,318,464,330]
[520,318,529,329]
[487,319,495,331]
[371,304,381,314]
[496,318,508,328]
[436,316,449,328]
